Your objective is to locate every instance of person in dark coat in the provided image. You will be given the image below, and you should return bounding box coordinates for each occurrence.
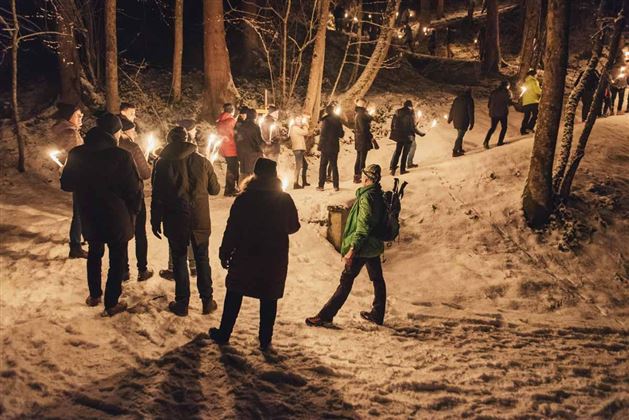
[353,99,374,183]
[448,89,475,157]
[402,23,414,52]
[317,104,345,191]
[60,113,142,316]
[446,26,454,58]
[151,126,221,317]
[210,158,300,350]
[575,69,600,122]
[389,100,426,175]
[427,29,437,56]
[260,105,281,162]
[483,80,512,148]
[235,108,264,178]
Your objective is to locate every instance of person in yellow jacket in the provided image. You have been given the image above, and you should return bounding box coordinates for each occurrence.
[520,69,542,135]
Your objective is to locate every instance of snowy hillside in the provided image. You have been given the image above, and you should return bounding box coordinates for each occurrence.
[0,108,628,418]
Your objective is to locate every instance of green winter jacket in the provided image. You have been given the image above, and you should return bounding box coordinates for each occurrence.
[341,184,385,258]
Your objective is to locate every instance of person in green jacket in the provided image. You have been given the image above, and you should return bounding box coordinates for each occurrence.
[520,69,542,135]
[306,164,387,326]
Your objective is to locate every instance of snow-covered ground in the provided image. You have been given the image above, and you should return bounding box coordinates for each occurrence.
[1,102,628,418]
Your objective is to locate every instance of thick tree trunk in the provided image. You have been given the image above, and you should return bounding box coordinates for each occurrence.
[104,0,119,113]
[171,0,183,102]
[467,0,474,23]
[241,0,260,69]
[436,0,445,20]
[420,0,431,25]
[303,0,331,123]
[517,0,541,81]
[55,0,82,105]
[9,0,25,172]
[558,10,626,199]
[552,30,605,193]
[201,0,239,121]
[522,0,570,228]
[481,0,500,74]
[338,0,400,110]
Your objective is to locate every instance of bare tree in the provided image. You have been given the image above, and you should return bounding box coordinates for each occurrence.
[104,0,119,113]
[303,0,330,120]
[346,0,363,87]
[201,0,239,120]
[522,0,571,228]
[557,9,626,199]
[481,0,500,74]
[171,0,183,102]
[436,0,445,20]
[55,0,82,104]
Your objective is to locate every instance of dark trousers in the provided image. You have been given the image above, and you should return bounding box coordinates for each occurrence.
[354,149,369,177]
[318,256,386,323]
[390,141,411,172]
[69,193,82,245]
[581,95,593,122]
[520,103,539,133]
[294,150,308,185]
[169,235,213,305]
[126,199,147,273]
[217,290,278,345]
[484,116,508,146]
[454,129,467,153]
[319,151,339,188]
[225,156,240,194]
[87,241,127,309]
[610,87,626,112]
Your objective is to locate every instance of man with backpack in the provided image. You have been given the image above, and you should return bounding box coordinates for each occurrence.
[306,164,388,327]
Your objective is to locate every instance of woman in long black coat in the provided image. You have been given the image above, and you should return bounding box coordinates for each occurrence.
[210,158,300,350]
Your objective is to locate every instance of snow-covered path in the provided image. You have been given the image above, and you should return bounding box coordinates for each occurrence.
[1,114,628,418]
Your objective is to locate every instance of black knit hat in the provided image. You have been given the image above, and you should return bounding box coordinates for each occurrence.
[167,126,188,143]
[362,163,382,182]
[96,113,122,135]
[404,100,413,108]
[254,158,277,178]
[56,102,80,121]
[177,119,197,131]
[121,117,135,132]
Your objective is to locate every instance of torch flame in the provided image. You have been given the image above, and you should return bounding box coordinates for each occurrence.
[416,110,423,119]
[334,105,342,116]
[431,119,437,128]
[206,133,223,163]
[145,133,157,158]
[49,150,63,168]
[443,114,448,120]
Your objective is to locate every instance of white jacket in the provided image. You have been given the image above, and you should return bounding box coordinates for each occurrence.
[289,124,308,151]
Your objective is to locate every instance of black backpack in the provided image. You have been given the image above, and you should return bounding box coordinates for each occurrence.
[376,178,408,242]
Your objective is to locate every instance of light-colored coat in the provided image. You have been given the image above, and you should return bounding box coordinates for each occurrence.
[289,124,308,151]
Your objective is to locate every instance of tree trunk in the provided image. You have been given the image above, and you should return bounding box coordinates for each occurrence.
[280,0,292,105]
[241,0,260,69]
[201,0,239,121]
[517,0,541,81]
[558,9,626,199]
[347,0,363,87]
[339,0,400,110]
[522,0,570,228]
[55,0,82,105]
[481,0,500,74]
[552,30,605,193]
[171,0,183,102]
[420,0,431,25]
[436,0,445,20]
[104,0,119,113]
[303,0,331,122]
[9,0,25,172]
[467,0,474,23]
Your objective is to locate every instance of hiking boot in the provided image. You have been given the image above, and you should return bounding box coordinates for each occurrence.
[316,186,324,191]
[105,301,128,317]
[407,163,419,168]
[86,296,101,307]
[400,169,409,175]
[168,301,188,317]
[122,271,130,282]
[69,244,88,259]
[334,187,340,192]
[293,182,303,190]
[138,268,154,282]
[305,315,332,327]
[209,328,229,345]
[497,141,505,146]
[259,340,273,352]
[360,311,383,325]
[452,150,463,157]
[159,269,174,280]
[483,141,489,149]
[303,180,311,187]
[202,298,218,315]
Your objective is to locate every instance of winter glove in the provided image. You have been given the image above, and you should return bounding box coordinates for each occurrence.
[151,224,162,240]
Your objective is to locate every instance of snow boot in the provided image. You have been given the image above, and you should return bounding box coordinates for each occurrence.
[138,268,154,282]
[159,269,174,280]
[202,298,218,315]
[483,141,489,149]
[407,163,419,168]
[400,169,409,175]
[305,315,332,327]
[105,301,128,317]
[316,186,324,191]
[293,182,303,190]
[86,296,101,307]
[360,311,383,326]
[209,328,229,345]
[69,244,88,259]
[168,301,188,317]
